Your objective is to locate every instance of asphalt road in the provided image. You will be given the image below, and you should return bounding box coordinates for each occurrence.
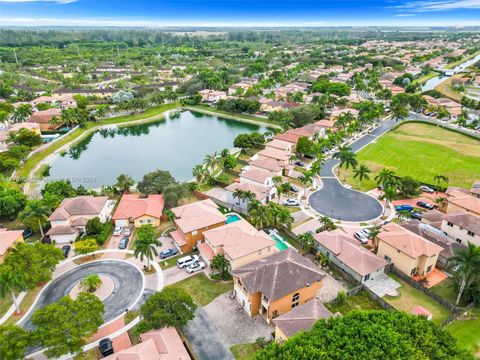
[182,308,234,360]
[20,260,144,332]
[310,117,398,222]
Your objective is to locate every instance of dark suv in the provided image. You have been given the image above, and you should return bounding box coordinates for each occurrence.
[99,338,114,357]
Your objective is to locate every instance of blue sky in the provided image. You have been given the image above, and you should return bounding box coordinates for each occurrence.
[1,0,480,27]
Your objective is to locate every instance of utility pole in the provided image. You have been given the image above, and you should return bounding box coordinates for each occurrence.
[13,49,18,64]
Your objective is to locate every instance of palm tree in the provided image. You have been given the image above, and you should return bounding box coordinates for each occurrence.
[449,243,480,305]
[79,274,103,293]
[397,210,412,220]
[296,232,315,255]
[334,147,357,181]
[374,168,398,190]
[299,170,314,199]
[12,104,32,123]
[232,189,245,206]
[435,196,448,211]
[369,226,381,249]
[248,204,273,229]
[219,149,230,172]
[192,164,208,183]
[319,216,335,231]
[211,254,230,279]
[273,207,294,230]
[433,174,449,197]
[203,151,219,172]
[0,265,24,313]
[310,158,323,175]
[380,185,397,211]
[242,191,256,210]
[115,173,135,193]
[353,164,371,189]
[18,200,50,238]
[164,209,175,222]
[134,236,162,271]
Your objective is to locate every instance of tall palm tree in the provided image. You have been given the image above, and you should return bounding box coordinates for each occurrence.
[203,151,219,172]
[18,200,50,238]
[273,207,294,230]
[319,216,335,231]
[134,236,162,271]
[374,168,398,190]
[334,147,357,181]
[353,164,371,189]
[310,158,323,175]
[79,274,103,293]
[115,174,135,193]
[433,174,449,197]
[12,104,32,123]
[232,189,245,206]
[211,254,230,279]
[299,170,314,199]
[0,265,24,313]
[435,196,448,211]
[380,185,397,211]
[449,243,480,305]
[192,165,208,183]
[369,226,381,249]
[248,205,273,229]
[219,149,230,172]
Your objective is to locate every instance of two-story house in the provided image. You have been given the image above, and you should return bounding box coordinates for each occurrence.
[232,248,325,324]
[47,196,113,243]
[441,212,480,247]
[112,193,164,228]
[170,199,227,253]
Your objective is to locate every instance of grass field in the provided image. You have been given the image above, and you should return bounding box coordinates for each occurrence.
[230,343,262,360]
[385,274,451,325]
[167,273,233,306]
[345,122,480,191]
[435,76,463,102]
[446,307,480,356]
[326,291,383,315]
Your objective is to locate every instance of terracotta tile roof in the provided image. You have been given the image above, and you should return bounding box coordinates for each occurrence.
[9,122,41,132]
[273,299,333,338]
[171,199,226,234]
[257,147,290,162]
[313,119,334,128]
[444,212,480,234]
[198,242,215,261]
[421,209,445,223]
[170,230,187,247]
[29,108,61,124]
[273,132,301,144]
[447,190,480,214]
[112,194,164,221]
[314,231,387,276]
[286,128,315,138]
[379,223,443,258]
[0,229,23,256]
[46,224,78,236]
[225,182,270,201]
[265,139,292,151]
[203,218,276,260]
[249,158,285,173]
[240,169,274,184]
[232,248,325,302]
[49,196,109,221]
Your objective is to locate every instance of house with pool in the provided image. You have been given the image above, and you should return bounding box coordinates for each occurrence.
[169,199,227,253]
[197,216,277,270]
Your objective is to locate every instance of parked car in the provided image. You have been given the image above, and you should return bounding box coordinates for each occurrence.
[22,228,33,239]
[416,201,434,210]
[395,204,413,212]
[411,211,423,220]
[420,185,434,193]
[124,227,132,237]
[113,226,123,236]
[99,338,114,357]
[360,228,371,238]
[159,248,178,259]
[294,160,305,167]
[263,228,277,235]
[61,245,71,258]
[354,231,368,244]
[177,255,199,268]
[283,198,300,206]
[186,261,206,274]
[290,184,299,193]
[119,237,129,249]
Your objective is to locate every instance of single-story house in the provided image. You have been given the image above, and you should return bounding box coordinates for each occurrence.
[9,122,42,135]
[112,193,164,228]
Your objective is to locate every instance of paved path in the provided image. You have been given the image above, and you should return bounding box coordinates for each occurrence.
[182,308,234,360]
[20,260,143,331]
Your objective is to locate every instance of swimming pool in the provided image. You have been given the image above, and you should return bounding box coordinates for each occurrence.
[226,214,241,224]
[271,233,290,251]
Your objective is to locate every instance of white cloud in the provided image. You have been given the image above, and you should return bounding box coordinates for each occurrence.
[0,0,77,3]
[394,0,480,12]
[394,13,415,16]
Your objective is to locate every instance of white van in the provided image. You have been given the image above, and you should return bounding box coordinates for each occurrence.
[177,255,199,268]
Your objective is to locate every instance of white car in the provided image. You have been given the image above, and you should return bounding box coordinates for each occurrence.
[124,228,132,237]
[186,261,206,274]
[283,198,300,206]
[360,228,371,238]
[113,226,123,236]
[354,231,368,244]
[177,255,199,268]
[420,185,434,193]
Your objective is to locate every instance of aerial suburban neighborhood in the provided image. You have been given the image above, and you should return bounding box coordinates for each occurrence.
[1,1,480,359]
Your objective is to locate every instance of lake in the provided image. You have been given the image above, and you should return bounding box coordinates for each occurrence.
[48,110,267,188]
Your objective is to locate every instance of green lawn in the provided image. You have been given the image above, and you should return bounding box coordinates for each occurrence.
[446,307,480,356]
[159,253,184,270]
[430,277,467,306]
[167,272,233,306]
[413,71,441,85]
[384,274,451,325]
[2,284,43,325]
[230,343,262,360]
[325,291,383,315]
[345,122,480,191]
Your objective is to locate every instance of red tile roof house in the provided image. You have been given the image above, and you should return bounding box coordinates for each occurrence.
[28,108,62,131]
[248,158,286,176]
[198,217,277,269]
[0,229,24,263]
[314,230,387,283]
[47,196,113,243]
[112,194,164,228]
[104,327,190,360]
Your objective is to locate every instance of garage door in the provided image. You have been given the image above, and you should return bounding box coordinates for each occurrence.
[115,219,129,227]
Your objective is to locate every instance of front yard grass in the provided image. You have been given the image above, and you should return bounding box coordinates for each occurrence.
[230,343,262,360]
[3,284,43,325]
[167,272,233,306]
[446,307,480,356]
[325,290,383,315]
[430,277,466,306]
[345,122,480,191]
[159,253,184,270]
[384,274,451,325]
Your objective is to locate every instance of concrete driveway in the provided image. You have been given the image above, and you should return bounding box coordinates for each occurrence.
[20,260,144,331]
[182,307,234,360]
[204,292,272,347]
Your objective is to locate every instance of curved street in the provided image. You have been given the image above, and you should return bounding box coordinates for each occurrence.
[19,260,144,331]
